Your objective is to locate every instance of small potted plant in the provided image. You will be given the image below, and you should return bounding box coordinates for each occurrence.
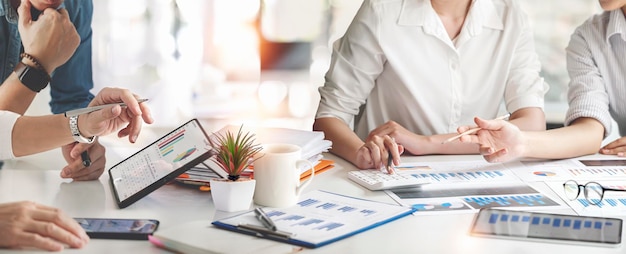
[208,125,262,212]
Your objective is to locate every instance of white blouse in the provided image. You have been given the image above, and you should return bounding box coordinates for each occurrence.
[316,0,548,140]
[0,110,19,159]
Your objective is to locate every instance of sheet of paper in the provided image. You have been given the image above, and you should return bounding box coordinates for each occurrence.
[508,159,626,182]
[385,160,566,214]
[546,180,626,216]
[387,182,564,214]
[395,160,520,184]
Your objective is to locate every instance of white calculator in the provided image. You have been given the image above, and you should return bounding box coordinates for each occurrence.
[347,169,431,191]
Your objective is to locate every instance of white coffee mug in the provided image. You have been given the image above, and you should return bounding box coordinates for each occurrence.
[253,143,315,208]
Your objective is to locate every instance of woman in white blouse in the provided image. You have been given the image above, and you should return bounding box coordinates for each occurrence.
[457,0,626,162]
[313,0,548,170]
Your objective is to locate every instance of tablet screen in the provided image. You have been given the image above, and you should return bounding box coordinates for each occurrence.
[109,119,214,208]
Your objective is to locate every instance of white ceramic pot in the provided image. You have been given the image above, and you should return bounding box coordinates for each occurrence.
[210,178,256,212]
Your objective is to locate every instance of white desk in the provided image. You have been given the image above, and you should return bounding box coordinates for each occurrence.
[1,147,625,253]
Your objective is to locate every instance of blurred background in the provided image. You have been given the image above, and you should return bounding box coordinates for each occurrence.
[29,0,606,133]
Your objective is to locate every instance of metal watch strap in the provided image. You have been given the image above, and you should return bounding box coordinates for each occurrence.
[69,115,95,144]
[14,62,50,92]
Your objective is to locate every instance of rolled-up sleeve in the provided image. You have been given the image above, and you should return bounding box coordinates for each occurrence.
[315,0,385,126]
[0,111,19,160]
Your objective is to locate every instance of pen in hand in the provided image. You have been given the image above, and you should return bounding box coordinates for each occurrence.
[254,207,277,231]
[442,113,511,144]
[81,151,91,167]
[386,149,395,174]
[64,98,149,117]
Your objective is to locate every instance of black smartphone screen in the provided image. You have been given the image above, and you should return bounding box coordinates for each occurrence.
[471,209,622,245]
[75,218,160,240]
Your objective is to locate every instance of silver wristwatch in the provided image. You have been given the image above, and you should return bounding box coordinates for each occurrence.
[69,115,95,143]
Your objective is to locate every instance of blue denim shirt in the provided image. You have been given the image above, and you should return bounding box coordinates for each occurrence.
[0,0,94,114]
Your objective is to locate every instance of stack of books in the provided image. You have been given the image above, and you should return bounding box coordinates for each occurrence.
[175,125,333,189]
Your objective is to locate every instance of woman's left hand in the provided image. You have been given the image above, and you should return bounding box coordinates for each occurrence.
[600,136,626,157]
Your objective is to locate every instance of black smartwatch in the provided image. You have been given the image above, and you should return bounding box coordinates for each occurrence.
[14,62,50,92]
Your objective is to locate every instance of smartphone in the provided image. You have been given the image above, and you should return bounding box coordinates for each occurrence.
[75,218,160,240]
[470,208,622,247]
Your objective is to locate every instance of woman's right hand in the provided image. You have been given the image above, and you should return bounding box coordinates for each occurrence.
[0,201,89,251]
[17,0,80,73]
[458,116,526,163]
[356,134,404,172]
[77,87,154,144]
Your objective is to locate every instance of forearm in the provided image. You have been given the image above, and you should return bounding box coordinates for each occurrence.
[416,133,480,155]
[508,107,546,131]
[313,117,364,166]
[523,118,603,159]
[0,73,37,114]
[12,114,74,157]
[424,108,545,155]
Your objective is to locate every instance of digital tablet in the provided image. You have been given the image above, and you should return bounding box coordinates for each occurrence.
[108,119,214,208]
[470,208,622,247]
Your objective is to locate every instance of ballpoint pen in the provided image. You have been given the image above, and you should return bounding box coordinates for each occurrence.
[386,149,394,174]
[64,99,149,117]
[254,207,277,231]
[81,151,91,167]
[442,113,511,144]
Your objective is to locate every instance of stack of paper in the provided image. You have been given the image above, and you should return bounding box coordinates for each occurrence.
[176,125,333,188]
[215,124,332,164]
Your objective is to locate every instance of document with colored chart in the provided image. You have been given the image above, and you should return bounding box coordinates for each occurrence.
[546,180,626,216]
[212,190,416,248]
[384,160,566,214]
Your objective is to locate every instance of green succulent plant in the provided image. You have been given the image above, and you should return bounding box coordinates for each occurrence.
[209,126,262,181]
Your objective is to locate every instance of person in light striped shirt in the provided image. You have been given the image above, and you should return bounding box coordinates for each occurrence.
[457,0,626,163]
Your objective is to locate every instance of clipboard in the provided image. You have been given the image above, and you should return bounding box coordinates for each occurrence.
[212,190,417,248]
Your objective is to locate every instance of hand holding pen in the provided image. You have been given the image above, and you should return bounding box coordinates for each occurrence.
[454,114,525,163]
[69,88,153,144]
[60,142,103,181]
[60,88,154,181]
[356,134,402,174]
[443,113,511,144]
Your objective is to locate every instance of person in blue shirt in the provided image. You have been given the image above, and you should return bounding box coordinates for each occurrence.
[0,0,153,250]
[0,0,104,180]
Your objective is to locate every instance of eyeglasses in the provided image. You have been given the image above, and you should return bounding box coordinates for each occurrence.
[563,180,626,205]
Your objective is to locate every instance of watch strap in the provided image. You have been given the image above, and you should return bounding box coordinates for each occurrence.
[69,115,95,144]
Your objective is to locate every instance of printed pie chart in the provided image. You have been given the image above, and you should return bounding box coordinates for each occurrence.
[533,171,556,177]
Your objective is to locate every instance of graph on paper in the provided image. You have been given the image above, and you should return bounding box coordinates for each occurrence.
[389,183,563,213]
[213,190,415,247]
[510,159,626,181]
[396,160,519,184]
[547,181,626,216]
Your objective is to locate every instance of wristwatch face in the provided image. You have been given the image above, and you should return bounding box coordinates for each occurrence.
[14,62,50,92]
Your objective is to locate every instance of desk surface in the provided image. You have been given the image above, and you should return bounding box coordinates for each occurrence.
[1,141,625,253]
